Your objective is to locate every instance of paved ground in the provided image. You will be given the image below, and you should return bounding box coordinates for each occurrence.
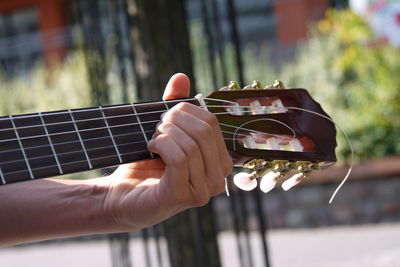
[1,223,400,267]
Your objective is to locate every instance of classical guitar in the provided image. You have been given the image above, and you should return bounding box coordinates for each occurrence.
[0,81,336,192]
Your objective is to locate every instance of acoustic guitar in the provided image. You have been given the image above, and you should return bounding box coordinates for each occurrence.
[0,81,336,193]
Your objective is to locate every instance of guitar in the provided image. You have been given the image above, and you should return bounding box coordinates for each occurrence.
[0,81,336,193]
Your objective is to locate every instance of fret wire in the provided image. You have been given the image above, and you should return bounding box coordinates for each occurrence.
[68,110,93,169]
[0,167,5,185]
[99,106,122,164]
[0,139,147,166]
[0,108,165,133]
[2,149,151,177]
[39,112,63,175]
[131,103,154,158]
[0,119,160,145]
[0,129,155,155]
[0,98,195,123]
[163,100,170,111]
[9,115,34,179]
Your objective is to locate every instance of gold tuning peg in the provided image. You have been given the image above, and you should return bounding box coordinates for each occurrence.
[265,80,286,89]
[219,81,241,91]
[243,80,263,90]
[243,159,272,178]
[294,161,320,175]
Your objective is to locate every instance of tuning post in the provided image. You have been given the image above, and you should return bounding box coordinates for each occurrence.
[282,173,306,191]
[243,80,263,90]
[219,81,241,91]
[281,161,319,191]
[259,160,292,193]
[233,159,272,191]
[265,80,286,89]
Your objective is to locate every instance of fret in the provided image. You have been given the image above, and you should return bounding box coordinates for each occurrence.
[99,106,123,164]
[130,103,155,158]
[0,98,198,185]
[38,112,63,174]
[9,115,34,179]
[0,167,5,185]
[103,104,152,162]
[69,108,120,168]
[163,100,170,111]
[11,114,61,179]
[43,112,89,174]
[68,109,93,169]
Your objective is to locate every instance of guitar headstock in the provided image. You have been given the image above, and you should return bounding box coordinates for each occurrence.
[205,80,337,192]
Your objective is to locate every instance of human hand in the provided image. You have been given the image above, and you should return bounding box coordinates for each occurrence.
[100,73,233,232]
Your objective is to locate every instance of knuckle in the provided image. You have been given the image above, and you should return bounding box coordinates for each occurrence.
[170,151,187,166]
[183,139,198,155]
[175,102,190,111]
[196,122,213,138]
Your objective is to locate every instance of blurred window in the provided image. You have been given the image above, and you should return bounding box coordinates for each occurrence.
[0,8,41,77]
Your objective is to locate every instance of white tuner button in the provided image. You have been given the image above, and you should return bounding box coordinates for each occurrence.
[260,171,280,193]
[233,172,257,191]
[281,173,304,191]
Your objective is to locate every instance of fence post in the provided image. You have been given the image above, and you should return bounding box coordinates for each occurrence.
[125,0,221,266]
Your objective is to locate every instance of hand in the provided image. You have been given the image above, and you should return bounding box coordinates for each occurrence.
[100,73,233,232]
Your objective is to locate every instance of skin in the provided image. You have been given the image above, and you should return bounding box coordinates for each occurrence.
[0,73,233,247]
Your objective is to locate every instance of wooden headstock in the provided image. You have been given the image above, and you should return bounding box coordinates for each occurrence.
[204,80,337,192]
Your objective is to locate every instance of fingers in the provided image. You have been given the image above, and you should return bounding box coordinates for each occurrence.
[152,102,232,198]
[174,103,233,176]
[163,73,190,100]
[150,73,232,208]
[147,134,209,207]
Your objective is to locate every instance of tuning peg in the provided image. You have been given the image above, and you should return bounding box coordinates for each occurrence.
[243,80,263,90]
[265,80,286,89]
[233,172,258,191]
[219,81,241,91]
[282,173,305,191]
[259,171,281,193]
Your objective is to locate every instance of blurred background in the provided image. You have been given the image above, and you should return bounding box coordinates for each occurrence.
[0,0,400,266]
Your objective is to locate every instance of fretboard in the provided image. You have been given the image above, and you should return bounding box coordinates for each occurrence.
[0,98,200,185]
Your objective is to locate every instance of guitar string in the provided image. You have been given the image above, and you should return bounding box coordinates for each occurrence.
[0,96,238,133]
[0,108,295,158]
[284,106,354,204]
[0,103,304,174]
[0,124,286,168]
[0,101,289,144]
[1,100,346,198]
[214,104,353,203]
[0,106,284,145]
[2,149,152,177]
[0,98,200,122]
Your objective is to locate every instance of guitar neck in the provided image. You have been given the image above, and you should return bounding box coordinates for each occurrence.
[0,98,200,185]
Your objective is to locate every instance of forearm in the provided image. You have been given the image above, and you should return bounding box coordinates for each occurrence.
[0,178,110,247]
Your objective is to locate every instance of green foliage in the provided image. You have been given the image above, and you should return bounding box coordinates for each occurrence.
[279,9,400,160]
[190,9,399,161]
[0,52,92,115]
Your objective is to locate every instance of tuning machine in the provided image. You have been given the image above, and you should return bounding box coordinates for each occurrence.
[265,80,286,89]
[281,161,320,191]
[243,80,263,90]
[233,160,321,193]
[219,81,241,91]
[233,159,292,192]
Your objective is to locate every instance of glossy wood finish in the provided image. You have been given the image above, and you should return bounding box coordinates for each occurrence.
[206,89,337,166]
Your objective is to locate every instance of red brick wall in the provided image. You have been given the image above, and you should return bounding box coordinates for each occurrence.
[0,0,71,65]
[274,0,329,45]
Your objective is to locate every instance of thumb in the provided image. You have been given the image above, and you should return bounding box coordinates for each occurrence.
[163,73,190,100]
